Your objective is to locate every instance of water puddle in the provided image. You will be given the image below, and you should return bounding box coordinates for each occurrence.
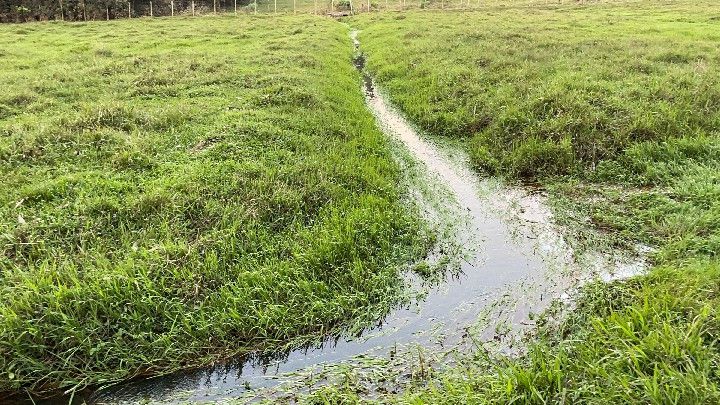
[38,30,646,405]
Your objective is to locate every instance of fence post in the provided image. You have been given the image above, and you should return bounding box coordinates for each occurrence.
[192,0,195,15]
[293,0,296,13]
[331,0,334,11]
[150,1,153,16]
[274,0,277,13]
[82,0,86,20]
[106,6,109,19]
[234,0,237,14]
[171,0,174,15]
[254,0,257,13]
[59,0,64,21]
[214,0,217,14]
[128,1,131,18]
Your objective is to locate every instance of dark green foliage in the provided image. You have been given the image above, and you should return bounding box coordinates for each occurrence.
[0,0,251,22]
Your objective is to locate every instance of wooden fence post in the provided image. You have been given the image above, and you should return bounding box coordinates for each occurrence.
[192,0,195,15]
[150,1,153,16]
[274,0,277,13]
[234,0,237,14]
[128,1,131,18]
[213,0,217,14]
[106,6,109,19]
[171,0,174,15]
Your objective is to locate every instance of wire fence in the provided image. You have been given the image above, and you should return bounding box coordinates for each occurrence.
[2,0,613,22]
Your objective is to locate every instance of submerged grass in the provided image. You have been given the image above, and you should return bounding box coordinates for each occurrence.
[345,1,720,403]
[0,15,432,397]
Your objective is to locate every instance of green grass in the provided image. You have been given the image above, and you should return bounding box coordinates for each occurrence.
[340,1,720,403]
[3,2,720,402]
[0,15,432,396]
[354,1,720,179]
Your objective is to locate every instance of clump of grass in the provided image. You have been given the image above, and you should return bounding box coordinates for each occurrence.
[0,15,432,398]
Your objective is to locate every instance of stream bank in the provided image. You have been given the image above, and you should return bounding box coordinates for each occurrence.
[75,30,646,404]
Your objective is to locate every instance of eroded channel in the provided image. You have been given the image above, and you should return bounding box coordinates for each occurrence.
[68,31,646,405]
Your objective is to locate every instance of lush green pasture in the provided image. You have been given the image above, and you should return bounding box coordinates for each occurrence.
[0,15,430,396]
[349,1,720,403]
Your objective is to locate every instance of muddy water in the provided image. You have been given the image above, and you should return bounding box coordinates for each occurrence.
[78,33,645,405]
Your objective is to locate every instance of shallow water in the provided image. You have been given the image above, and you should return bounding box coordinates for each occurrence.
[38,31,645,405]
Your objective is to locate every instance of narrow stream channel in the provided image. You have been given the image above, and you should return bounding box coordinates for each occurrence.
[65,31,646,405]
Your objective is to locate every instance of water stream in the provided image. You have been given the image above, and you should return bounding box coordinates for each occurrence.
[39,30,645,405]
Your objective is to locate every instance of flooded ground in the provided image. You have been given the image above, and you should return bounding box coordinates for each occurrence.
[61,31,647,405]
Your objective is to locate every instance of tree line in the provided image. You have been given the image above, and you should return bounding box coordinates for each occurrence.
[0,0,252,22]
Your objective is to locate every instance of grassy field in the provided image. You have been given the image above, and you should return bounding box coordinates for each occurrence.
[0,15,432,396]
[2,1,719,402]
[345,1,720,403]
